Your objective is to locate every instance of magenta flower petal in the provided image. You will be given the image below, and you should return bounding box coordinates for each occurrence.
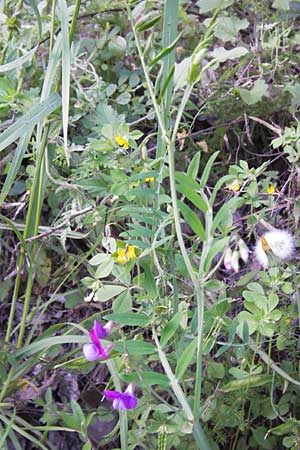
[120,393,137,410]
[93,320,109,339]
[103,389,122,401]
[83,344,101,362]
[103,384,137,410]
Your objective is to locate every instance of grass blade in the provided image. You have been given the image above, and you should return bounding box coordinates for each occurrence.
[0,92,61,153]
[57,0,71,163]
[0,45,38,73]
[28,0,42,38]
[0,130,32,205]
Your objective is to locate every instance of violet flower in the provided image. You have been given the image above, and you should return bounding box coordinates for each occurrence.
[103,383,137,411]
[93,320,115,339]
[83,329,113,362]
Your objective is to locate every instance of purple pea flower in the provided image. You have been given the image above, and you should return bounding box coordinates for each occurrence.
[103,383,137,411]
[93,320,115,339]
[83,328,113,362]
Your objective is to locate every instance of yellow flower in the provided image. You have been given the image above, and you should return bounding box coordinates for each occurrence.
[116,245,136,264]
[267,184,276,194]
[116,249,128,264]
[227,180,241,192]
[127,245,136,260]
[144,177,154,182]
[115,135,129,149]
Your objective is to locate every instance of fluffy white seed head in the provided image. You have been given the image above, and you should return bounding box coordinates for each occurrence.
[254,229,295,269]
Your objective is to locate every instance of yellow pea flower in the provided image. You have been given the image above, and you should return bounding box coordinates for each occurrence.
[115,135,129,149]
[127,245,136,260]
[227,180,241,192]
[116,249,128,264]
[144,177,154,182]
[116,245,136,264]
[267,184,276,194]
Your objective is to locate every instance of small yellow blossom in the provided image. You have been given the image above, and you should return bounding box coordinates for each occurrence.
[267,184,276,194]
[144,177,154,182]
[115,135,129,149]
[116,249,128,264]
[227,180,241,192]
[127,245,136,260]
[116,245,136,264]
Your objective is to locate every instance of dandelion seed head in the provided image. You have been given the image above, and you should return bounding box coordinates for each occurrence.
[254,229,295,269]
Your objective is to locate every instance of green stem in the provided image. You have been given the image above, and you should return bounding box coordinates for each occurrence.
[5,250,24,343]
[49,0,57,55]
[152,328,194,422]
[16,128,48,348]
[193,286,205,421]
[69,0,81,44]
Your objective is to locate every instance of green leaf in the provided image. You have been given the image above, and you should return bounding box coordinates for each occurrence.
[136,14,161,32]
[0,45,38,73]
[211,46,248,62]
[211,197,244,234]
[160,312,182,348]
[116,92,131,105]
[199,151,219,189]
[104,313,150,327]
[272,0,290,10]
[187,151,201,179]
[237,79,269,105]
[150,32,183,66]
[197,0,234,13]
[89,253,110,266]
[112,291,132,313]
[208,16,249,42]
[96,285,127,302]
[176,183,208,214]
[178,200,206,241]
[174,56,192,91]
[207,361,225,379]
[0,92,61,153]
[15,335,88,358]
[221,374,273,392]
[114,340,156,356]
[242,321,249,343]
[94,259,114,279]
[175,338,197,380]
[71,400,85,428]
[176,172,208,213]
[204,237,229,272]
[121,371,169,387]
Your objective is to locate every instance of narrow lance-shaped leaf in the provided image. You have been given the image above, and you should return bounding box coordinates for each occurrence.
[187,151,201,179]
[199,151,219,189]
[136,14,161,32]
[104,313,150,327]
[178,200,206,241]
[0,45,38,73]
[175,338,198,380]
[0,92,61,153]
[176,182,208,213]
[149,31,183,67]
[160,312,182,348]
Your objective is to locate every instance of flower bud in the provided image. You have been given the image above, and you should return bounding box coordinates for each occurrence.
[238,239,249,263]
